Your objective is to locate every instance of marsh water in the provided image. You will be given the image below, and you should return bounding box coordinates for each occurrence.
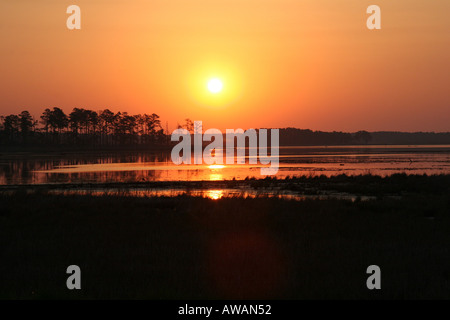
[1,145,449,199]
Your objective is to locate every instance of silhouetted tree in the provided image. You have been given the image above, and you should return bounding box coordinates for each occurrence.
[87,110,99,134]
[19,111,34,133]
[99,109,115,135]
[144,113,162,134]
[41,107,68,134]
[18,111,36,142]
[183,118,194,132]
[3,115,20,135]
[0,107,167,147]
[40,109,52,134]
[69,108,87,134]
[52,108,69,134]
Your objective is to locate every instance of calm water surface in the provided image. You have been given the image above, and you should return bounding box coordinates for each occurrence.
[1,145,449,186]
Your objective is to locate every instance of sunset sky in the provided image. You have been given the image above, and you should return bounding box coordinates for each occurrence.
[1,0,449,132]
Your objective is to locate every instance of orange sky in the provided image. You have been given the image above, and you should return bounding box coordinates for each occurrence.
[1,0,449,132]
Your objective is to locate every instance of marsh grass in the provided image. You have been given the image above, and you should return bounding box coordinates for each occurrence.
[0,183,449,299]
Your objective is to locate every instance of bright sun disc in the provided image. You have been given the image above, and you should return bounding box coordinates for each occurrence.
[207,78,223,94]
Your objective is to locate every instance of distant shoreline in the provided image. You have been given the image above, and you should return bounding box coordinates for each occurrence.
[1,142,450,156]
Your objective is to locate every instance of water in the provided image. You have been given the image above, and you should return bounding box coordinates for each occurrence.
[0,145,449,199]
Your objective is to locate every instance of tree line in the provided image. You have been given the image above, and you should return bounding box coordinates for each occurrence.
[279,128,372,145]
[0,108,168,146]
[278,128,450,146]
[1,109,449,147]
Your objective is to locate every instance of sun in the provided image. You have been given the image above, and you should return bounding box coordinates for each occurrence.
[207,78,223,94]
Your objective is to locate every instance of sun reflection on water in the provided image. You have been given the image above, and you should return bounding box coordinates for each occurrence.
[208,164,225,181]
[208,165,226,169]
[209,174,223,181]
[206,190,224,200]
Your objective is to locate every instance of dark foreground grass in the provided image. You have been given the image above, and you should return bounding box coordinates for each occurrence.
[2,173,449,198]
[0,192,449,299]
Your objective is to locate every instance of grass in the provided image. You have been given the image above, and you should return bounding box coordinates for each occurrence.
[2,173,450,197]
[1,186,450,299]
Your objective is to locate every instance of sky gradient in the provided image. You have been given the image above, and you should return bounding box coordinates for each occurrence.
[1,0,449,132]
